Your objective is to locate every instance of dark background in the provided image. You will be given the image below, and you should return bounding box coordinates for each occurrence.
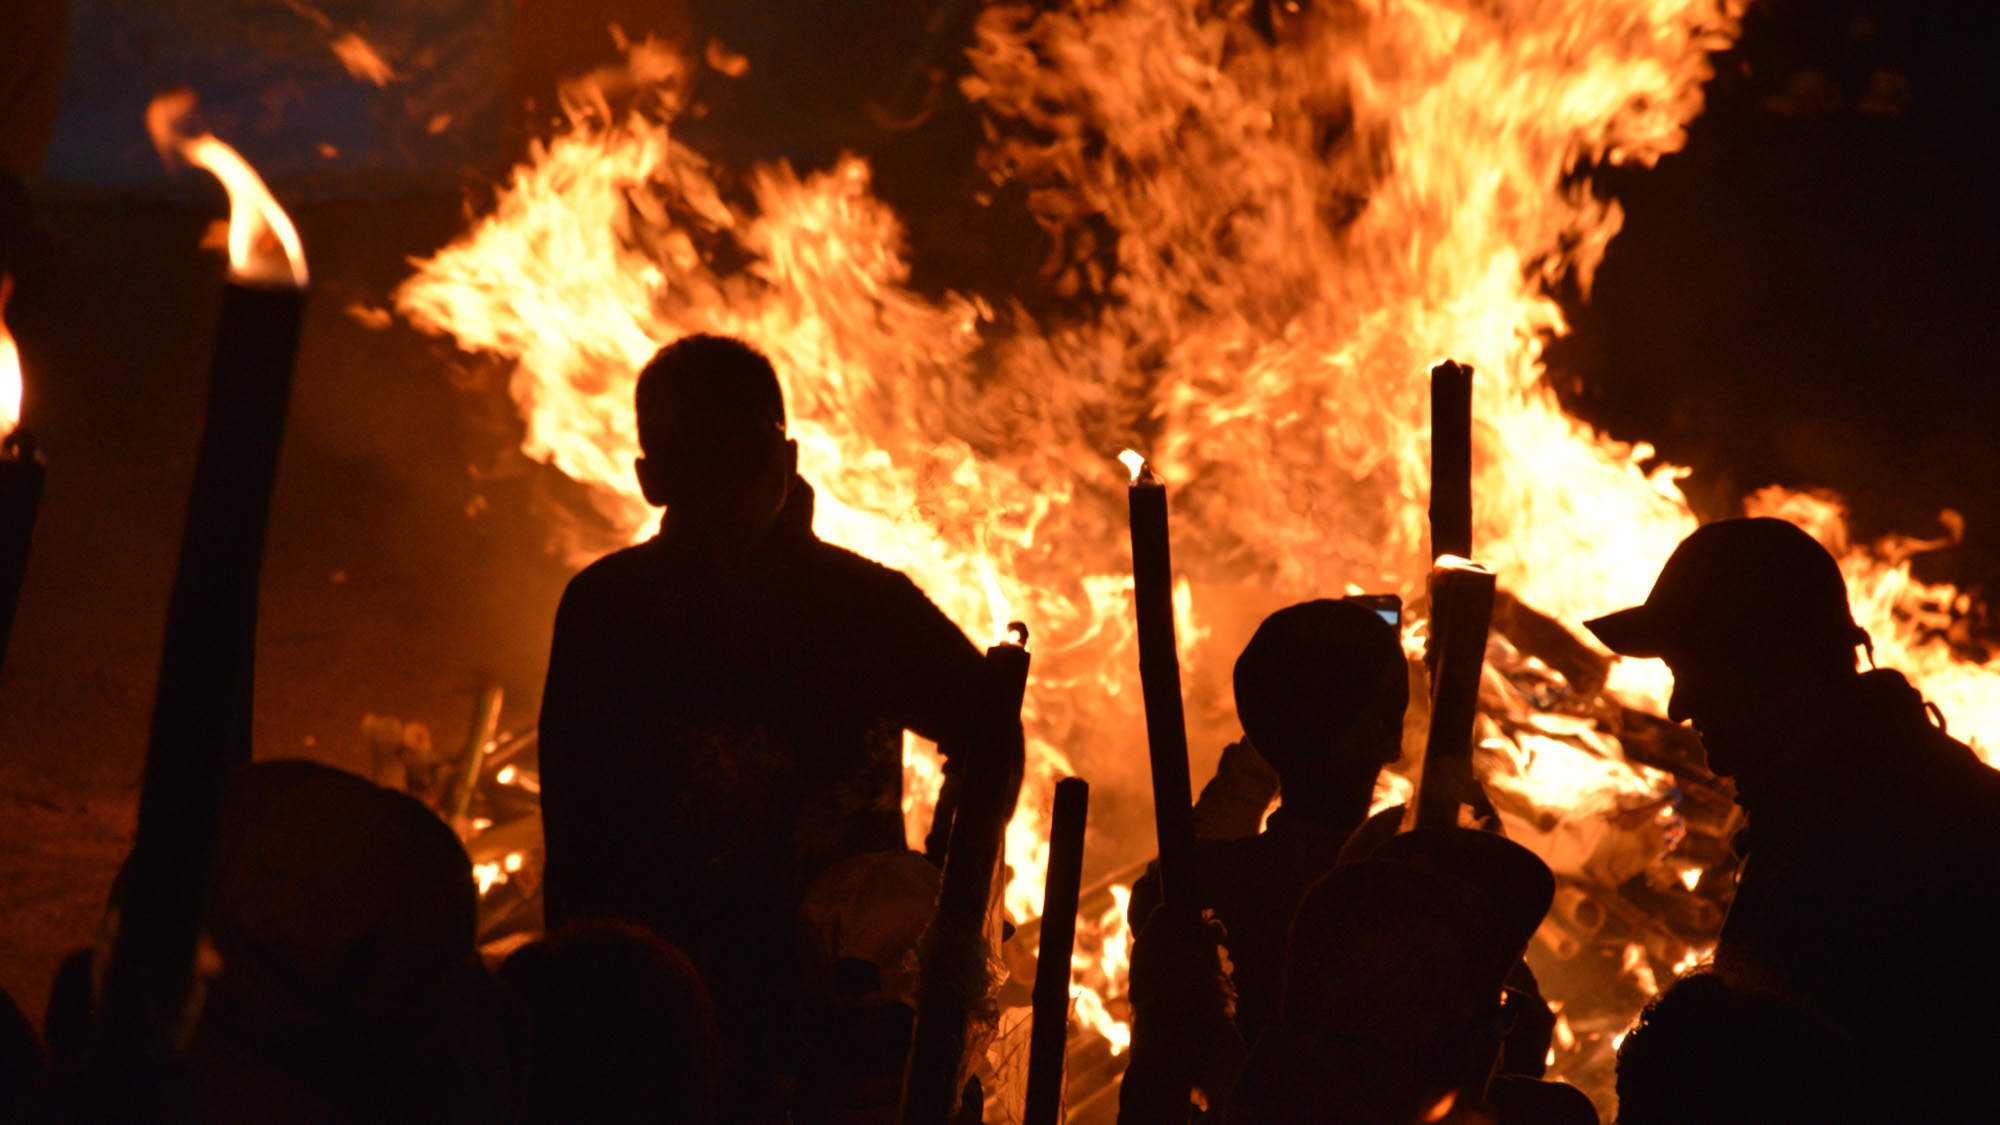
[3,0,1996,1028]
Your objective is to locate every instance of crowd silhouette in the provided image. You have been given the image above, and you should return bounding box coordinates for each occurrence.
[4,334,1999,1124]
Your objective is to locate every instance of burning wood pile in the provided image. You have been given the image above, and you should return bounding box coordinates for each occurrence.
[38,6,2000,1120]
[376,3,2000,1119]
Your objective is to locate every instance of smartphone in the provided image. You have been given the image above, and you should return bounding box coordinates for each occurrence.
[1347,593,1402,627]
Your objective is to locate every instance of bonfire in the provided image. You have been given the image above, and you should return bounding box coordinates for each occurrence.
[380,2,2000,1118]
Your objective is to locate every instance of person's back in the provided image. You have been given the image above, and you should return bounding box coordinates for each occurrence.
[1586,518,2000,1119]
[536,335,984,1107]
[1129,598,1409,1044]
[1229,829,1558,1125]
[1708,666,2000,1117]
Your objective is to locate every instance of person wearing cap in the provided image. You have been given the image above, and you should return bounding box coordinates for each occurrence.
[536,335,986,1119]
[1587,517,2000,1121]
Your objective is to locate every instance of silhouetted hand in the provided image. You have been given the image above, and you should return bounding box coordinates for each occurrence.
[1119,906,1245,1124]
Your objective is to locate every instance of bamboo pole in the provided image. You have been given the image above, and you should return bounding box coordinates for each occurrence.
[1025,776,1090,1125]
[1413,558,1497,831]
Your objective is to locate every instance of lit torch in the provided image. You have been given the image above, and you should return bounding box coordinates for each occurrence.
[1121,449,1199,925]
[87,91,313,1115]
[0,273,45,670]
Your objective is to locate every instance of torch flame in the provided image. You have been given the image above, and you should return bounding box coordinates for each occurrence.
[145,89,310,288]
[1117,448,1156,485]
[0,274,20,439]
[977,553,1015,648]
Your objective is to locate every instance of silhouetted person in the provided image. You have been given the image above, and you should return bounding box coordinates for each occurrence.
[1587,517,2000,1121]
[1614,970,1860,1125]
[499,919,722,1125]
[536,335,985,1117]
[1229,829,1560,1125]
[188,760,519,1125]
[1128,598,1409,1047]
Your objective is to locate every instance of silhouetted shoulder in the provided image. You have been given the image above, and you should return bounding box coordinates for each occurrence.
[558,538,671,600]
[793,537,935,596]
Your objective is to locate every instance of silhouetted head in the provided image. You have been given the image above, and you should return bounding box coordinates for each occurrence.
[1585,519,1867,788]
[500,920,721,1124]
[634,335,798,551]
[1234,599,1408,821]
[1615,972,1860,1125]
[194,760,483,1121]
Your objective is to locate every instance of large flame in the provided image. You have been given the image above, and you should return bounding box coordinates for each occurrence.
[0,274,20,439]
[146,90,310,288]
[396,0,2000,1064]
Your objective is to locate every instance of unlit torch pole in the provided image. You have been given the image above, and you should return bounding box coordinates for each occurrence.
[1412,557,1496,831]
[1025,775,1090,1125]
[1124,452,1199,926]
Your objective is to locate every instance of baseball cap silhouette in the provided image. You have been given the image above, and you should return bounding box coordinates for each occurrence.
[1585,518,1867,662]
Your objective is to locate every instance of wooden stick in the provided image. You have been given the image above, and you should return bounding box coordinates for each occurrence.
[1414,558,1497,831]
[1025,776,1090,1125]
[86,279,306,1116]
[1429,360,1473,563]
[903,634,1030,1125]
[0,433,45,669]
[1125,454,1199,926]
[447,683,505,835]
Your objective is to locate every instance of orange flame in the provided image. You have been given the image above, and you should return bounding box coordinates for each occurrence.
[0,274,20,438]
[394,2,2000,1058]
[145,90,310,288]
[1117,448,1147,484]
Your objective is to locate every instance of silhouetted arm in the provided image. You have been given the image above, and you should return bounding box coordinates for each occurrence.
[878,572,987,749]
[1119,905,1244,1125]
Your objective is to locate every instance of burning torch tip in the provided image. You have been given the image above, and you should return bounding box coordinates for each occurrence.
[1432,554,1493,575]
[1117,449,1158,486]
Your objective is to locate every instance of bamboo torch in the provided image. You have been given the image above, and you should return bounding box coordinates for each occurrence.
[903,624,1030,1125]
[83,91,312,1116]
[1121,450,1199,925]
[0,273,43,670]
[1429,360,1473,563]
[1412,557,1496,831]
[1025,776,1089,1125]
